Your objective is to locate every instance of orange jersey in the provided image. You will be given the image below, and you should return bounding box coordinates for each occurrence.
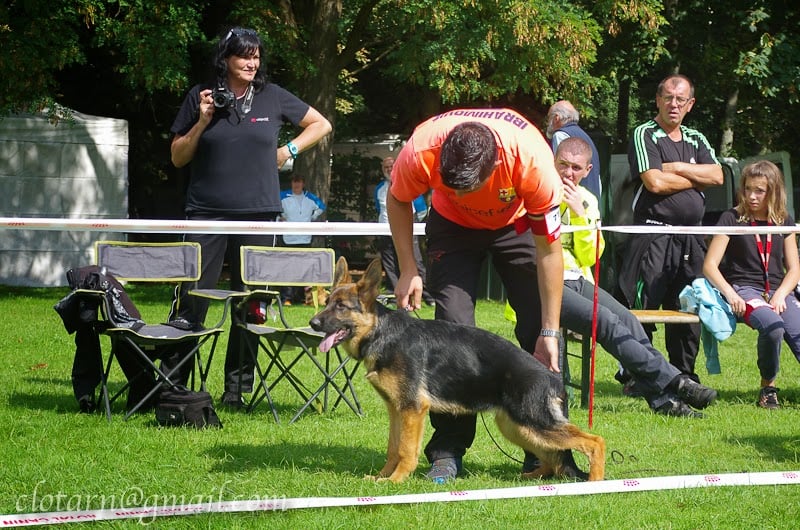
[391,108,561,230]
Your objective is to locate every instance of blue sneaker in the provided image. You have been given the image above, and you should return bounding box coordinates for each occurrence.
[426,457,462,484]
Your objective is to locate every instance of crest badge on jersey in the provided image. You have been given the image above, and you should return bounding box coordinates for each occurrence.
[498,187,517,203]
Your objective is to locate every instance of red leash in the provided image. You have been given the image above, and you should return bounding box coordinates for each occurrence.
[588,221,601,429]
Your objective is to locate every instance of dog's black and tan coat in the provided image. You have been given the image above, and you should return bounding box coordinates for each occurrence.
[310,258,605,483]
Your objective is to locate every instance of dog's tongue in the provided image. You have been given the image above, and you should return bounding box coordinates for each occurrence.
[319,330,347,352]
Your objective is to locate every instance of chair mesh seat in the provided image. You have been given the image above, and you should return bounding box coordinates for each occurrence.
[230,246,362,423]
[79,241,230,421]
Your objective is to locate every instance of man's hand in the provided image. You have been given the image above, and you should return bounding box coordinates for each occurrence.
[561,178,585,216]
[395,272,423,311]
[533,335,560,373]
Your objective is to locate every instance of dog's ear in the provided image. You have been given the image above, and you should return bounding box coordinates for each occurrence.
[333,256,351,286]
[357,258,383,303]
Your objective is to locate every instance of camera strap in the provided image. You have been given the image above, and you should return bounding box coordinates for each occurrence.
[240,83,254,115]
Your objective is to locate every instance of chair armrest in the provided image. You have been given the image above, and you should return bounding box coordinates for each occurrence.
[72,288,107,298]
[188,289,248,301]
[184,289,245,329]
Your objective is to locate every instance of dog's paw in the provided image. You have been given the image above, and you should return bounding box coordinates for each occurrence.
[363,474,380,481]
[521,461,555,480]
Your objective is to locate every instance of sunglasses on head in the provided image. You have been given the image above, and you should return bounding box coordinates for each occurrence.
[224,28,258,43]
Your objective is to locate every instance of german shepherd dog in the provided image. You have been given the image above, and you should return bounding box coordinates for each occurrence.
[310,258,605,483]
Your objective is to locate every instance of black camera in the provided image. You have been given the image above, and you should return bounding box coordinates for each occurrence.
[211,87,235,109]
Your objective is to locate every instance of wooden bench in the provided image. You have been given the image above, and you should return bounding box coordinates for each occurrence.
[562,309,699,408]
[629,309,700,325]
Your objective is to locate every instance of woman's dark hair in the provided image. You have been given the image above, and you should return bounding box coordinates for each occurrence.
[439,122,498,190]
[212,27,268,91]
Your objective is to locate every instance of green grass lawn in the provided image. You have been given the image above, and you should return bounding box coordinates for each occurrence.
[1,283,800,529]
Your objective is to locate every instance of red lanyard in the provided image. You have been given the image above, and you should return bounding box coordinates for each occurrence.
[752,220,772,297]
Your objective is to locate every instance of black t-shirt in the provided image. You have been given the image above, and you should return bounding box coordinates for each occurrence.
[628,121,719,225]
[171,83,309,214]
[716,208,796,290]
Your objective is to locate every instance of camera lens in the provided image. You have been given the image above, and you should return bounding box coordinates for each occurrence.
[212,88,235,108]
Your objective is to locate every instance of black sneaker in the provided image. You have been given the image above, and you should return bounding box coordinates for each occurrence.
[623,379,646,398]
[522,451,586,480]
[77,395,96,414]
[614,369,632,385]
[758,386,780,409]
[522,452,540,474]
[220,391,244,411]
[675,376,718,410]
[653,395,704,418]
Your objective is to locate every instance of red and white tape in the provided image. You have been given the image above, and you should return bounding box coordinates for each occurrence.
[1,471,798,527]
[2,216,800,236]
[0,217,419,235]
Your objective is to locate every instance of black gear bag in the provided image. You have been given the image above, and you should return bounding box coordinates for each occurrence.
[155,386,222,429]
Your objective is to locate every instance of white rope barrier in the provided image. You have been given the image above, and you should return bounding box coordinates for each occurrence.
[0,217,419,235]
[2,217,798,526]
[1,471,797,527]
[2,216,800,236]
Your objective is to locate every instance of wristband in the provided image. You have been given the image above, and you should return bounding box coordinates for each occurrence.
[286,141,299,159]
[539,329,561,338]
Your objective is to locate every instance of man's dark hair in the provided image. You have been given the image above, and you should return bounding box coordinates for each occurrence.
[439,122,497,190]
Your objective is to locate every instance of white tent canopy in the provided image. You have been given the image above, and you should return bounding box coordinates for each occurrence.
[0,110,128,286]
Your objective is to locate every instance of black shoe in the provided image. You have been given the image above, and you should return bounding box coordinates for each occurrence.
[653,395,704,418]
[614,369,632,385]
[758,386,780,409]
[522,452,540,474]
[220,391,244,411]
[622,379,646,398]
[522,451,586,480]
[77,395,96,414]
[674,376,717,410]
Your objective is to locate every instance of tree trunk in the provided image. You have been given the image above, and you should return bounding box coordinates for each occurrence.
[616,77,631,152]
[292,0,342,210]
[719,88,738,158]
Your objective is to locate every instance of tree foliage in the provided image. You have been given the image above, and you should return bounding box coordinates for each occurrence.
[617,0,800,160]
[1,0,798,219]
[384,0,603,104]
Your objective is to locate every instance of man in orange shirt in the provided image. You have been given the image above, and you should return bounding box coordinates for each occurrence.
[388,109,564,483]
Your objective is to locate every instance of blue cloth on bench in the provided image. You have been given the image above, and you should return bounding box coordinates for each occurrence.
[679,278,736,375]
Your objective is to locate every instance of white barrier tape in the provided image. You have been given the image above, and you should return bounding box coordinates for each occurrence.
[1,471,797,527]
[601,222,800,235]
[0,217,423,235]
[2,217,800,237]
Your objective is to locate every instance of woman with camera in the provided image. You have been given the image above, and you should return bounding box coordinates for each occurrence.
[168,27,332,410]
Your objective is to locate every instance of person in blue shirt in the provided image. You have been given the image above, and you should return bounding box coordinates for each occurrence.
[375,156,434,305]
[279,174,326,304]
[546,100,602,199]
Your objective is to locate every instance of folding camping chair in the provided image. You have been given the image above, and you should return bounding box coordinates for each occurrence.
[81,241,230,421]
[231,246,362,423]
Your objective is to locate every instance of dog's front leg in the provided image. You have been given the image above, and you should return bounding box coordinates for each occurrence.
[368,401,402,480]
[382,402,429,483]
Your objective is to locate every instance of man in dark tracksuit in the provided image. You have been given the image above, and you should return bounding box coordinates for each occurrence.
[621,74,723,382]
